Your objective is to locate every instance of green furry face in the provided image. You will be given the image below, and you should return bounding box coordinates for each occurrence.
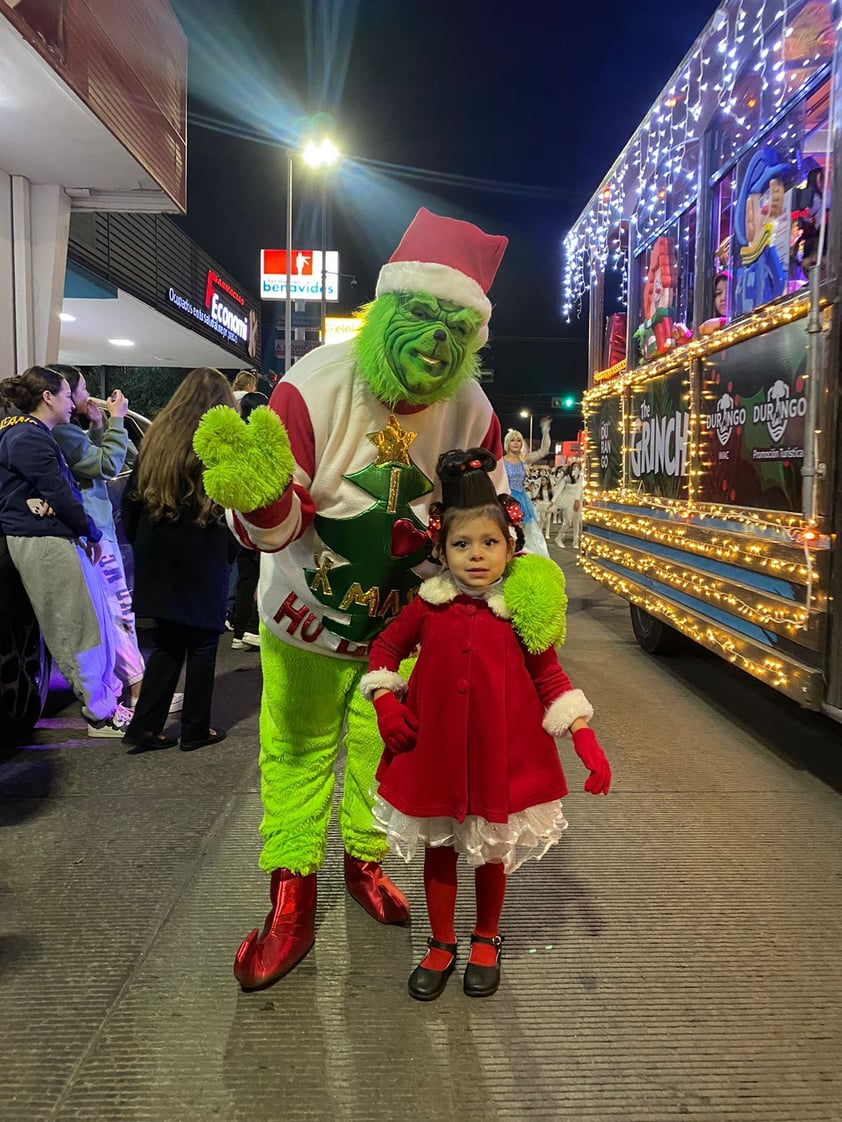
[353,293,483,407]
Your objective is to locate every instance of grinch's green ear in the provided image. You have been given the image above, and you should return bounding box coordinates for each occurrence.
[504,554,567,653]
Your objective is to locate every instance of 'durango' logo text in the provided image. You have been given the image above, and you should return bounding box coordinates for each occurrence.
[753,379,805,443]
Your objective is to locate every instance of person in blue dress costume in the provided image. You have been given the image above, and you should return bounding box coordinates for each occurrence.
[502,418,552,557]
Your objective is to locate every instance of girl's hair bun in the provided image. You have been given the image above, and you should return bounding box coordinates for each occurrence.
[435,447,496,482]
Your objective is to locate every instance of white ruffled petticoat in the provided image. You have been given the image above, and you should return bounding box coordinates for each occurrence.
[372,793,568,875]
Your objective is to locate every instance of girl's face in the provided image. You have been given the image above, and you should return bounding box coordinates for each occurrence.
[71,374,91,415]
[507,434,523,455]
[41,378,74,427]
[441,513,513,590]
[714,278,727,318]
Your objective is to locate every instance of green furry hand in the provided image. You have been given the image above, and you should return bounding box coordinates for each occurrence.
[192,405,296,512]
[504,553,568,653]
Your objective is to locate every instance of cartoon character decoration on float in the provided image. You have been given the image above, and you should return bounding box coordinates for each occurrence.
[192,207,567,992]
[733,147,791,315]
[634,236,691,361]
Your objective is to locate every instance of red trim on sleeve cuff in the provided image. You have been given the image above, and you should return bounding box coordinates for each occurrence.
[243,484,294,528]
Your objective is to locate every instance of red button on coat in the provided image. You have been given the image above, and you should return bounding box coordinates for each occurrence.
[464,604,476,616]
[456,679,469,693]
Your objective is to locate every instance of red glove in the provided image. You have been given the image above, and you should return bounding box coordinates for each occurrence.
[572,727,611,795]
[373,692,418,754]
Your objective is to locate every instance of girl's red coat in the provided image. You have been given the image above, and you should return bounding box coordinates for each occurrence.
[369,592,574,823]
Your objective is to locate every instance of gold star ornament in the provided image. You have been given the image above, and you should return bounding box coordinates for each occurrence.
[366,414,417,466]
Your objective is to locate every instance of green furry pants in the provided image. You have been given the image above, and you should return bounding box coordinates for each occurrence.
[257,626,388,875]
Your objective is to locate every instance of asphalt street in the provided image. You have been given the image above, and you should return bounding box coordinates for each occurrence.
[1,546,841,1122]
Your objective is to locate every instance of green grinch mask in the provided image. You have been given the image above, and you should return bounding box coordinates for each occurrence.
[353,292,483,407]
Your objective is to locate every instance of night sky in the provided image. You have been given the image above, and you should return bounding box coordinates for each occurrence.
[170,0,716,437]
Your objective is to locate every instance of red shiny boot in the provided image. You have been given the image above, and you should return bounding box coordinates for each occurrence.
[233,869,316,991]
[343,852,410,925]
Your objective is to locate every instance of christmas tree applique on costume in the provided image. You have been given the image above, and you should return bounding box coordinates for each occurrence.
[305,413,433,643]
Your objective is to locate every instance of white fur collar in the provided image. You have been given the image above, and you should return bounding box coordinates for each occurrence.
[418,571,511,620]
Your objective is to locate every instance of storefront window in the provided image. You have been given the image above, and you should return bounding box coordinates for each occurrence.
[632,207,696,364]
[713,76,830,322]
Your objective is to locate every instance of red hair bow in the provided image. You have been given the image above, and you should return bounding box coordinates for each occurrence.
[500,496,524,525]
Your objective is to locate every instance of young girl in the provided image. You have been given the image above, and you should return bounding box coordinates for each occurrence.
[531,471,555,539]
[122,367,238,751]
[502,419,551,557]
[554,461,584,550]
[361,449,610,1001]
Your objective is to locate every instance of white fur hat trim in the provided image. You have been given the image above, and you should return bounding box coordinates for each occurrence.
[376,261,492,325]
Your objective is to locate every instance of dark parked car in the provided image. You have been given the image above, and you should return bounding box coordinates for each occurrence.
[0,409,150,745]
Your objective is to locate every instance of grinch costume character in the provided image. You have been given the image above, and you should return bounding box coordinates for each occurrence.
[194,208,520,990]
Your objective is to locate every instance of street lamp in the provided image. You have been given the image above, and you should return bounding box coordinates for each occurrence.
[519,409,533,452]
[283,138,340,372]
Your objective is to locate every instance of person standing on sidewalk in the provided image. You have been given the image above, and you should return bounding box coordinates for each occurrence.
[502,419,552,557]
[121,367,238,752]
[0,367,131,737]
[361,449,611,1001]
[554,461,584,550]
[50,366,181,716]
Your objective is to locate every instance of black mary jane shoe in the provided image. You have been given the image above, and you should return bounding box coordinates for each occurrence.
[463,933,504,998]
[407,937,458,1002]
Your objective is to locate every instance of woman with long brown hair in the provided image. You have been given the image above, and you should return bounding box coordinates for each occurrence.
[122,367,238,751]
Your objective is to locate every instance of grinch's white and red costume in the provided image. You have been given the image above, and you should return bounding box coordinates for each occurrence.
[195,208,523,990]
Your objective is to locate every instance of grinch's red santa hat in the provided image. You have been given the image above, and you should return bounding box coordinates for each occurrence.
[376,207,508,345]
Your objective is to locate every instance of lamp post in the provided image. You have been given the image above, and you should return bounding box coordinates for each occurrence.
[283,137,340,373]
[519,409,533,452]
[284,152,293,374]
[302,137,340,348]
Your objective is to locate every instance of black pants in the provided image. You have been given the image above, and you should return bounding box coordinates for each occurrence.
[128,620,219,742]
[232,548,259,638]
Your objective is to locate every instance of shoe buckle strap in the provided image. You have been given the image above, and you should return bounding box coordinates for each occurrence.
[427,936,458,954]
[470,933,504,948]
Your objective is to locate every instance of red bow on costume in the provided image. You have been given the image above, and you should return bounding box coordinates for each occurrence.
[458,458,484,472]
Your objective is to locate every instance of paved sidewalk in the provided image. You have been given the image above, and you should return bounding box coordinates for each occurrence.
[1,553,841,1121]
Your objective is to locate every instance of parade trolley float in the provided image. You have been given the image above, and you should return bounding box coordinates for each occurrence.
[563,0,842,718]
[193,208,575,990]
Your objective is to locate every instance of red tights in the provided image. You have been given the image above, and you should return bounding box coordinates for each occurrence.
[420,846,507,970]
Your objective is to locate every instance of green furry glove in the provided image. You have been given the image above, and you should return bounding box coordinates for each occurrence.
[504,553,568,653]
[192,405,296,512]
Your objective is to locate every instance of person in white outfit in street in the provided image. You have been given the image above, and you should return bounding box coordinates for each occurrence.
[554,461,584,549]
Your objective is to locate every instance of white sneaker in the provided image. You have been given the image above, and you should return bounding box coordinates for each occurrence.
[126,691,184,714]
[88,702,133,738]
[232,632,260,650]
